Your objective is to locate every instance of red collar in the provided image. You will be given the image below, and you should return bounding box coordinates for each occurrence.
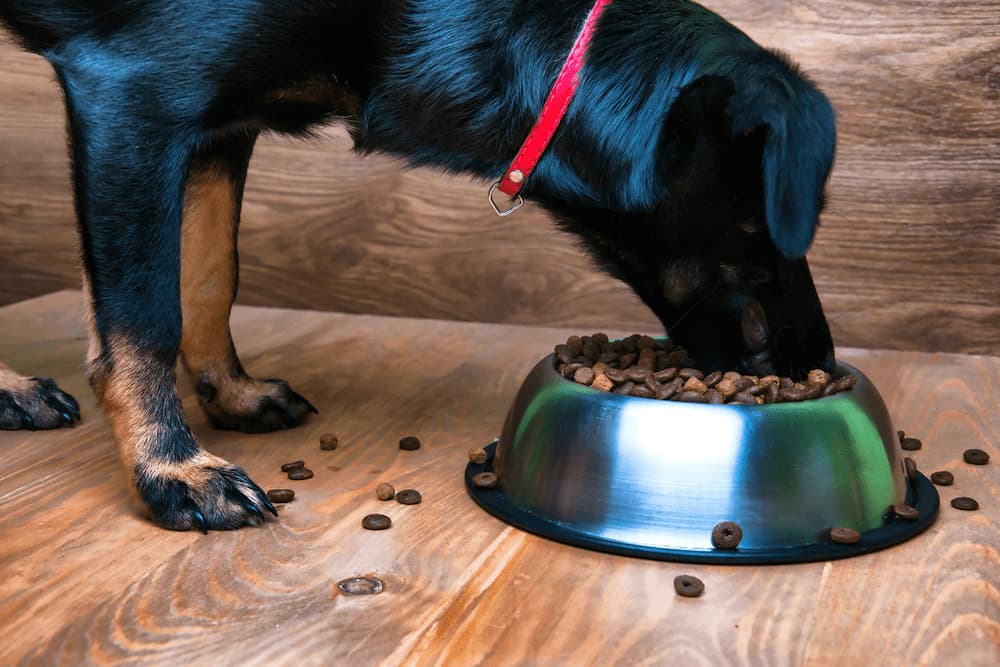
[489,0,612,216]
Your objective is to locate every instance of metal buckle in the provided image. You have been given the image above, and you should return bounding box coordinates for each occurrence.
[489,181,524,217]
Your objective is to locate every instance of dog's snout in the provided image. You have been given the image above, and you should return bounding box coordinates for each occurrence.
[740,298,768,352]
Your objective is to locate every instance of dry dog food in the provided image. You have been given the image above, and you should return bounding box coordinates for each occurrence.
[554,334,856,404]
[711,521,743,549]
[288,467,314,480]
[320,433,339,451]
[673,575,705,598]
[399,436,421,451]
[280,460,305,472]
[468,447,488,465]
[395,489,422,505]
[830,527,861,544]
[362,513,392,530]
[950,497,979,511]
[266,489,295,503]
[900,436,922,451]
[376,482,396,501]
[904,457,918,481]
[472,472,499,489]
[893,503,919,521]
[963,449,990,465]
[930,471,954,486]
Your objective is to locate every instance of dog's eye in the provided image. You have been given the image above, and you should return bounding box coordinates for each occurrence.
[741,219,760,235]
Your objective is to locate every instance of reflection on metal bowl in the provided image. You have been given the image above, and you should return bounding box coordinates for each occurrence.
[466,356,938,563]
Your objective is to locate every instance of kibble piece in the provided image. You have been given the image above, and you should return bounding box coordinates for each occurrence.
[267,489,295,504]
[963,449,990,465]
[399,436,421,451]
[904,457,918,481]
[893,503,919,521]
[591,374,615,392]
[930,470,954,486]
[722,371,742,383]
[561,362,583,379]
[731,391,756,405]
[625,368,650,383]
[362,513,392,530]
[573,367,596,385]
[676,391,709,404]
[703,371,723,388]
[711,521,743,549]
[830,527,861,544]
[951,496,979,511]
[614,381,636,396]
[637,335,658,350]
[897,430,906,442]
[900,437,922,451]
[715,379,737,398]
[468,447,488,465]
[280,460,305,472]
[759,375,780,387]
[653,368,678,382]
[319,433,339,451]
[555,344,575,364]
[376,483,396,501]
[605,368,627,384]
[673,575,705,598]
[830,374,858,393]
[683,377,708,394]
[706,389,725,405]
[679,368,704,380]
[288,467,314,480]
[473,472,499,489]
[396,489,422,505]
[807,369,831,387]
[566,335,583,356]
[630,385,655,399]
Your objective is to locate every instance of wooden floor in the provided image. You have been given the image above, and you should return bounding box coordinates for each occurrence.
[1,292,997,666]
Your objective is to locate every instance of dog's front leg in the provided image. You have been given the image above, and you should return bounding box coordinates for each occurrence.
[180,134,317,434]
[60,69,274,531]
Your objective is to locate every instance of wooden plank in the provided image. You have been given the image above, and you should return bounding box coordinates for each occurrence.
[1,1,999,355]
[0,292,997,665]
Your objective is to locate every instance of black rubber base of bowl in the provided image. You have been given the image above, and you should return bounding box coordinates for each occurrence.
[466,441,940,564]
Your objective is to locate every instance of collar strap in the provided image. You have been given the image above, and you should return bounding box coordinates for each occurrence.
[489,0,612,216]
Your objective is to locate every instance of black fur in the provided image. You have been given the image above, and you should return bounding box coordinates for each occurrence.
[1,0,838,529]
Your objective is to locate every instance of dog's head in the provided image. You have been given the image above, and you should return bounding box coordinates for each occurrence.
[548,66,836,379]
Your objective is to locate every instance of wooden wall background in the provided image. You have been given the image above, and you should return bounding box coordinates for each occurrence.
[0,0,997,354]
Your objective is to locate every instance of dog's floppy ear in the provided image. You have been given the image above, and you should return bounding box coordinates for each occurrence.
[727,64,836,258]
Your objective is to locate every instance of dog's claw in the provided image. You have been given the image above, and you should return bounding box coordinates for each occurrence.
[192,507,209,534]
[20,410,36,431]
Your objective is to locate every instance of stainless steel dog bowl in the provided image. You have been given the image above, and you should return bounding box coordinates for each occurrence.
[466,356,938,563]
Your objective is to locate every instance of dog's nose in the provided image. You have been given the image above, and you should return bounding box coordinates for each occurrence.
[741,298,768,352]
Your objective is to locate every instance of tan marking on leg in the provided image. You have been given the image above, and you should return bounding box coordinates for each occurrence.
[180,161,241,389]
[0,365,35,393]
[97,335,178,472]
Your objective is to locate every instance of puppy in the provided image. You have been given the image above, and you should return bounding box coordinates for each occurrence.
[0,0,836,530]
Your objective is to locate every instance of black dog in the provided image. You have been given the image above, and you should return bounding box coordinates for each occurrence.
[0,0,836,530]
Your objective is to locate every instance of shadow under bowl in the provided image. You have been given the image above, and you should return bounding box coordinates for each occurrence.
[466,356,938,564]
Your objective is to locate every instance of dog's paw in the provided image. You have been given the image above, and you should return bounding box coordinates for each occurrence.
[197,376,317,433]
[135,454,277,532]
[0,370,81,430]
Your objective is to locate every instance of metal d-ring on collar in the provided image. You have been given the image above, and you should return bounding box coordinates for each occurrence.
[488,0,612,217]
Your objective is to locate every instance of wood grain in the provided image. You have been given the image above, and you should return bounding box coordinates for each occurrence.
[1,1,998,355]
[0,291,997,665]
